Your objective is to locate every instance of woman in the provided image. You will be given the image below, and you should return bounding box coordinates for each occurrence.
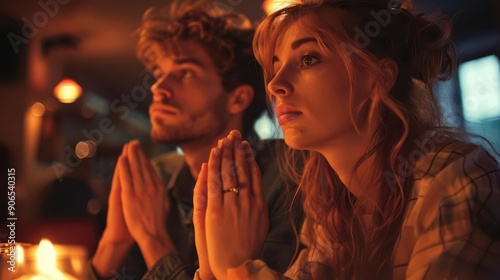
[193,0,500,279]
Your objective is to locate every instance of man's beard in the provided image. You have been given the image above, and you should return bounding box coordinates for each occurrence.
[150,92,230,146]
[150,114,229,147]
[150,125,212,146]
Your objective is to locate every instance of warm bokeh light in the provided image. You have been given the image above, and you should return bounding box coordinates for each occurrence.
[54,79,82,104]
[87,198,102,215]
[80,104,95,119]
[75,140,97,159]
[263,0,297,15]
[30,102,46,117]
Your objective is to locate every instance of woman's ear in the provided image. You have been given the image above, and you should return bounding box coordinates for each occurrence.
[378,58,398,93]
[227,85,254,114]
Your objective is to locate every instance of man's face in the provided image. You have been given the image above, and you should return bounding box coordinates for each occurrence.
[148,41,231,146]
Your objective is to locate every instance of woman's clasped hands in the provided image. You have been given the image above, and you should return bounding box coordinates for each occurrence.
[193,130,270,280]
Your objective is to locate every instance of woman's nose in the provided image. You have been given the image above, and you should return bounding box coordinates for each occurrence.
[267,71,293,98]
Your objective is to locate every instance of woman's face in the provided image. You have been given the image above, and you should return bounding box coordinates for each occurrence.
[268,12,373,152]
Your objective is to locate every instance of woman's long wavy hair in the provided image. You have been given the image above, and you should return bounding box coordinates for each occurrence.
[254,0,455,278]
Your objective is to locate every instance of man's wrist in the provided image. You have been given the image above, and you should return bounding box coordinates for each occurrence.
[98,228,135,246]
[91,239,133,278]
[137,234,176,268]
[142,251,197,279]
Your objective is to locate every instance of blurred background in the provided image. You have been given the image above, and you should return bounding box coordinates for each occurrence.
[0,0,499,269]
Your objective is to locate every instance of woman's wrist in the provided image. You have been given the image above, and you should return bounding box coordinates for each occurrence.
[195,269,216,280]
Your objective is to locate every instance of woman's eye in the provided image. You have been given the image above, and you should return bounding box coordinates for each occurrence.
[301,55,319,66]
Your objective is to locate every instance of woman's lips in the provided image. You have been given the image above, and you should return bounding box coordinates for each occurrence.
[278,112,301,126]
[275,104,302,126]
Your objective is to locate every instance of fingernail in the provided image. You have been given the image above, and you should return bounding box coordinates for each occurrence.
[238,141,246,150]
[242,141,254,160]
[223,138,231,148]
[233,130,241,138]
[242,140,251,149]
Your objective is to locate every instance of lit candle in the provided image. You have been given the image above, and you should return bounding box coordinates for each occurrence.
[15,239,78,280]
[15,244,26,276]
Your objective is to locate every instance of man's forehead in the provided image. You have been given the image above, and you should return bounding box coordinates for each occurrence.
[149,41,209,66]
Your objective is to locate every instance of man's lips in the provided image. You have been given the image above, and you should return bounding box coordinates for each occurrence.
[149,104,178,115]
[275,104,302,125]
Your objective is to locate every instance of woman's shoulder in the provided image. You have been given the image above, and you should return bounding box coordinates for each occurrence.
[410,130,500,207]
[413,131,499,180]
[399,132,500,280]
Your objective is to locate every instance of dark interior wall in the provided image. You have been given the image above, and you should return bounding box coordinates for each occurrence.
[0,15,27,172]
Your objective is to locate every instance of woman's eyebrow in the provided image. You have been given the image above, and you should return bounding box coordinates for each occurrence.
[291,37,317,50]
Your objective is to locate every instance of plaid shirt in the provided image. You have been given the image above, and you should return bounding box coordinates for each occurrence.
[219,133,500,280]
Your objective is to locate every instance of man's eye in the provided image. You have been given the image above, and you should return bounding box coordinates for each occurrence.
[301,55,319,67]
[180,69,193,79]
[153,73,165,82]
[150,66,160,77]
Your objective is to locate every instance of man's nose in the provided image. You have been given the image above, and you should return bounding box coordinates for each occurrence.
[151,74,173,101]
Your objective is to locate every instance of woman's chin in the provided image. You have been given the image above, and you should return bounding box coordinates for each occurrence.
[283,132,309,150]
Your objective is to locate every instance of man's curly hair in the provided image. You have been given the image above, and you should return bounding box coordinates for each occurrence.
[136,0,266,136]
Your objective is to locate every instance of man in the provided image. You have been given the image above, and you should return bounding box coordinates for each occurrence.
[88,1,302,279]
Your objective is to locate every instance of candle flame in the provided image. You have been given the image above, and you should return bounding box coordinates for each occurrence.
[36,239,57,275]
[16,244,25,264]
[15,239,80,280]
